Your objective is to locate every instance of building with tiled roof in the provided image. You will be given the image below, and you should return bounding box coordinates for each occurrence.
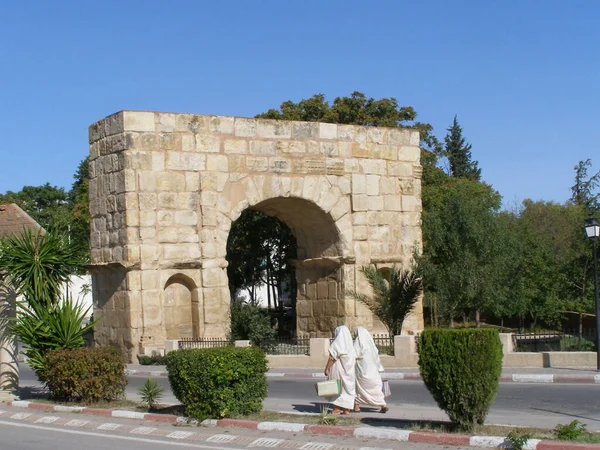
[0,203,43,239]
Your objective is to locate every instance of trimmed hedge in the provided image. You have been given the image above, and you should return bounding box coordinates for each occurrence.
[418,328,503,431]
[166,346,268,420]
[45,347,127,403]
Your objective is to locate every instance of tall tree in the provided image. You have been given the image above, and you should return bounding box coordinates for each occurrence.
[0,183,71,229]
[444,116,481,181]
[571,159,600,211]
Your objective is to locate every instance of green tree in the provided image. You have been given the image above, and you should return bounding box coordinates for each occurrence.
[444,116,481,181]
[347,265,422,336]
[418,179,501,326]
[571,159,600,210]
[68,157,90,258]
[0,183,71,229]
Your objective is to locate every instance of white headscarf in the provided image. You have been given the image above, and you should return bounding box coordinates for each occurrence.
[329,325,355,360]
[354,326,384,372]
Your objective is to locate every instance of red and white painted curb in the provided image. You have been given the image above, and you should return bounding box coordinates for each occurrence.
[7,400,600,449]
[126,367,600,384]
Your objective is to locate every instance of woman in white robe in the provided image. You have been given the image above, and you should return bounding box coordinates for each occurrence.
[353,326,388,413]
[324,325,356,415]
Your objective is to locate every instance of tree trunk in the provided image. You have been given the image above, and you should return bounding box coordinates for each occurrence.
[475,309,481,328]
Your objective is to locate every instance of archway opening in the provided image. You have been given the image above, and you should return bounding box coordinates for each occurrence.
[226,197,342,339]
[226,209,297,337]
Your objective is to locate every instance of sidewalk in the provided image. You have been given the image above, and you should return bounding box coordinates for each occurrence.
[126,364,600,383]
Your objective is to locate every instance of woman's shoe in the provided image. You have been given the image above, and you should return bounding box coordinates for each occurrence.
[380,406,389,414]
[353,404,361,412]
[331,407,342,415]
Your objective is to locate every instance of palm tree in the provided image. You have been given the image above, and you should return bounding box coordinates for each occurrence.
[348,264,422,336]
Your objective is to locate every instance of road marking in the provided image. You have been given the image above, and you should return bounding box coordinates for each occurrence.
[166,431,195,440]
[207,434,239,443]
[65,419,90,427]
[0,419,243,449]
[130,426,157,435]
[35,416,59,424]
[300,442,333,450]
[97,423,122,431]
[249,437,284,447]
[11,413,32,420]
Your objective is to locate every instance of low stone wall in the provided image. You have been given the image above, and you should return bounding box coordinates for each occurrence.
[165,333,599,369]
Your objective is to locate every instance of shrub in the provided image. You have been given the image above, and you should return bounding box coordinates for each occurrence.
[418,328,503,432]
[138,377,164,411]
[45,346,127,403]
[230,302,276,351]
[554,420,587,441]
[166,346,268,420]
[12,297,97,381]
[137,352,168,365]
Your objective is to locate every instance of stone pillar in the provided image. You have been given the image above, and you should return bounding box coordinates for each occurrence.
[499,333,514,355]
[393,335,418,368]
[309,337,330,368]
[0,290,17,400]
[164,340,179,354]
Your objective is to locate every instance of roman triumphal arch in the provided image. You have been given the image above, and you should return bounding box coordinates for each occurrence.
[88,110,424,360]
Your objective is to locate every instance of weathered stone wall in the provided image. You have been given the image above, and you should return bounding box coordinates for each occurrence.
[89,110,423,359]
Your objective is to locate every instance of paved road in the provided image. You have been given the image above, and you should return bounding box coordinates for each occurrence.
[18,366,600,430]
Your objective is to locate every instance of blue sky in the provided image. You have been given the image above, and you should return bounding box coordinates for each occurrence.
[1,1,598,207]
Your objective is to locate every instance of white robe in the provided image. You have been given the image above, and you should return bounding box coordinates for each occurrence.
[354,327,386,407]
[327,326,356,410]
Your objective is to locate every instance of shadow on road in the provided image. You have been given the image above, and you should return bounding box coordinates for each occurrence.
[291,402,457,430]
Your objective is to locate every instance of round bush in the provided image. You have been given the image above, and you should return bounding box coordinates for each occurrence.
[166,346,268,420]
[45,346,127,403]
[418,328,503,431]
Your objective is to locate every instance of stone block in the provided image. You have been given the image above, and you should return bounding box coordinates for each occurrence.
[175,210,198,226]
[257,120,291,139]
[351,194,368,212]
[139,211,156,227]
[185,172,200,191]
[291,122,319,139]
[234,118,256,137]
[401,195,418,212]
[337,125,355,141]
[398,146,420,162]
[354,225,368,241]
[156,113,177,132]
[176,114,209,133]
[224,139,248,154]
[206,155,229,172]
[351,174,366,194]
[166,152,205,171]
[195,135,221,153]
[246,156,269,172]
[123,111,155,132]
[366,175,380,196]
[367,128,387,144]
[360,159,387,175]
[384,195,402,211]
[319,123,337,140]
[210,115,235,135]
[138,172,157,192]
[158,192,178,209]
[250,140,277,156]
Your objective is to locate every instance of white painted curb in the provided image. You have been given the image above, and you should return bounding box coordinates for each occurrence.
[354,427,412,441]
[511,374,554,383]
[469,435,507,447]
[10,401,30,408]
[54,405,84,412]
[111,410,146,420]
[257,421,306,432]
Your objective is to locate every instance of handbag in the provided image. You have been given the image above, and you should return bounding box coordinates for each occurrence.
[315,379,342,398]
[382,379,391,398]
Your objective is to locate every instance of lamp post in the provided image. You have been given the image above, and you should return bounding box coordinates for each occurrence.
[585,215,600,371]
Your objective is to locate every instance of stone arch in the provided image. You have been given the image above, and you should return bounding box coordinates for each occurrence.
[163,274,201,340]
[223,195,347,337]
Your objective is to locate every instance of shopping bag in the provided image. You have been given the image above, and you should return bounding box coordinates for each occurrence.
[382,379,391,398]
[315,379,342,397]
